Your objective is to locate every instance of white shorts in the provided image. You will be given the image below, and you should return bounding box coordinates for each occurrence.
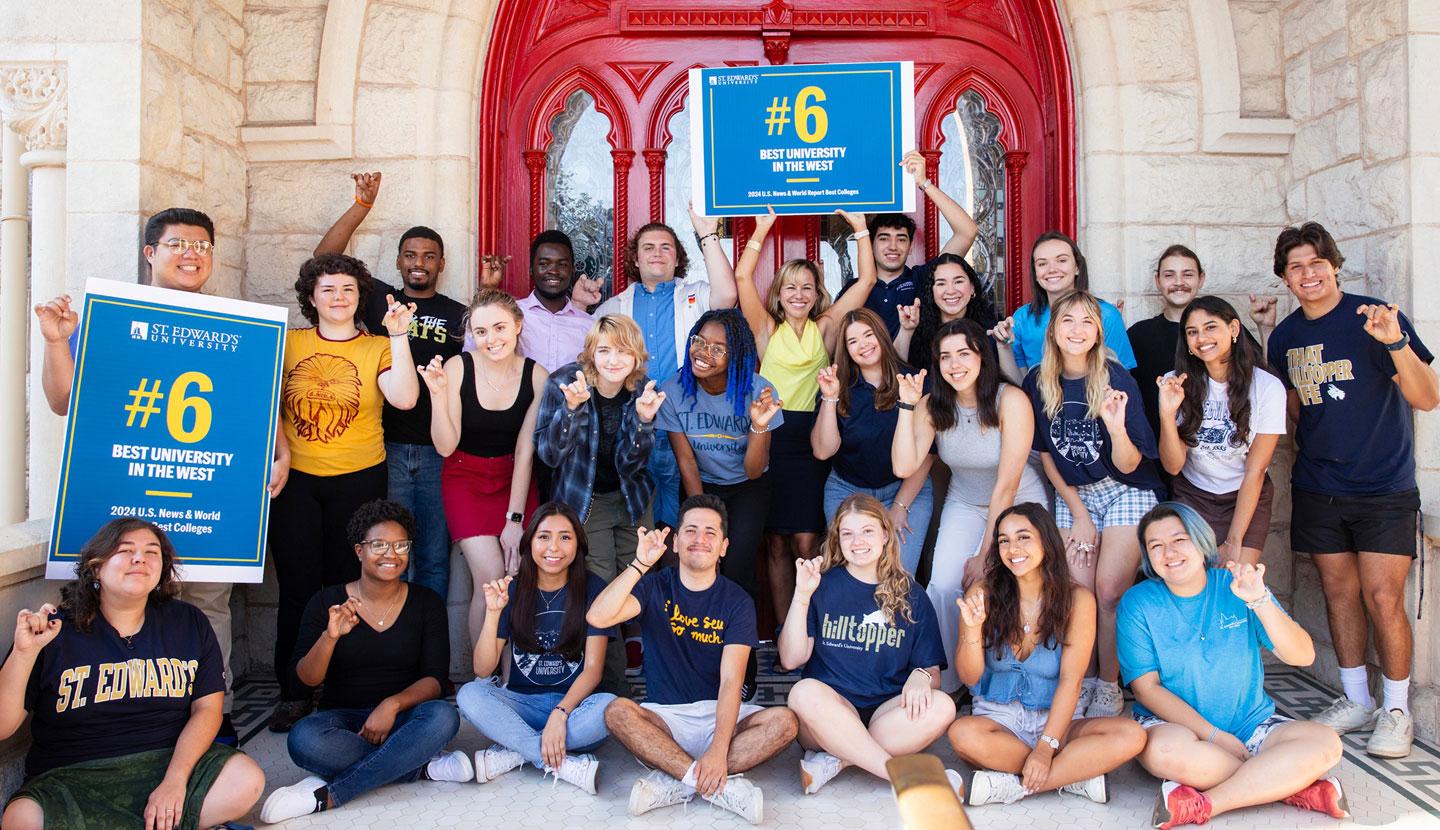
[641,699,765,759]
[1133,712,1291,755]
[972,696,1081,748]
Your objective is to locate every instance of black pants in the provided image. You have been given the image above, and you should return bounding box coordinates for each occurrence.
[268,462,387,700]
[702,476,771,603]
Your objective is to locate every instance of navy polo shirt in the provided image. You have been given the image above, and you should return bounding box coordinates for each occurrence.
[830,369,928,489]
[839,262,929,337]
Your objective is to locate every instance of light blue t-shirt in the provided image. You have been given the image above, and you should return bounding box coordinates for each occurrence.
[633,281,678,383]
[1011,299,1136,371]
[1117,569,1280,740]
[655,373,784,485]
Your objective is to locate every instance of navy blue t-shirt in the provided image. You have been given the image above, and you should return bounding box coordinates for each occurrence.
[20,601,225,777]
[499,573,613,695]
[839,262,928,337]
[830,370,922,489]
[1267,293,1433,496]
[631,567,759,705]
[802,568,947,709]
[1024,361,1164,493]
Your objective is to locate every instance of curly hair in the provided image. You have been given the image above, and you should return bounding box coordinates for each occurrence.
[678,309,759,419]
[981,503,1075,657]
[912,254,998,365]
[295,253,374,328]
[61,519,181,634]
[510,502,590,662]
[624,223,690,283]
[346,499,418,547]
[820,495,914,625]
[1273,221,1343,278]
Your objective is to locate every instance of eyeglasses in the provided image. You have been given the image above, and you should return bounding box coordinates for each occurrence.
[689,335,728,358]
[157,238,214,255]
[361,539,413,555]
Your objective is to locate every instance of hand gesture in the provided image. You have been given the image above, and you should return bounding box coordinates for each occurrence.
[900,149,929,187]
[989,316,1016,346]
[359,699,399,744]
[1226,561,1269,603]
[352,171,381,206]
[381,294,417,336]
[900,668,933,721]
[144,774,187,830]
[1020,745,1053,794]
[753,205,778,237]
[571,273,604,308]
[500,522,523,576]
[897,370,927,406]
[836,208,867,234]
[1156,374,1187,417]
[1098,386,1128,431]
[634,380,666,423]
[1357,303,1405,347]
[327,596,363,640]
[898,299,921,333]
[794,556,823,598]
[33,295,79,344]
[481,576,513,613]
[13,605,61,654]
[957,591,986,629]
[688,201,719,237]
[635,526,671,569]
[479,254,510,289]
[541,710,569,770]
[1066,519,1099,570]
[816,364,841,400]
[749,386,783,431]
[417,355,447,396]
[561,370,591,411]
[1249,293,1277,330]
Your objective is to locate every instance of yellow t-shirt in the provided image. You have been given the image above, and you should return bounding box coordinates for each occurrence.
[281,328,392,476]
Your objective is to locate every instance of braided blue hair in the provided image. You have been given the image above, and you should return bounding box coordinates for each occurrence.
[678,309,758,418]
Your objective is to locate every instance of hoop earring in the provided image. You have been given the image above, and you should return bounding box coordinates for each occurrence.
[91,580,100,590]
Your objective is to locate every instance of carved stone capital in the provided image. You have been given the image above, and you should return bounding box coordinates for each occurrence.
[0,65,67,152]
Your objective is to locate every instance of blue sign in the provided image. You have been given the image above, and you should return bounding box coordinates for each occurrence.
[48,279,287,583]
[689,61,916,217]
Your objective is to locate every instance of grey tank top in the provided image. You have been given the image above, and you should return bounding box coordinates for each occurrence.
[935,390,1047,507]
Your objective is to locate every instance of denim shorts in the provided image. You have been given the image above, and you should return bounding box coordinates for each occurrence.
[1133,712,1291,755]
[1055,477,1158,531]
[972,696,1082,748]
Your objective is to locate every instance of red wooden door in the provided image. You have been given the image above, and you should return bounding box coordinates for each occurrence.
[479,0,1075,313]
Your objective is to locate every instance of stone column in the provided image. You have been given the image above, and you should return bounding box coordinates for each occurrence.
[0,125,28,523]
[0,65,68,520]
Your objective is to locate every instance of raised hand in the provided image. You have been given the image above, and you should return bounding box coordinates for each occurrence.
[989,316,1015,346]
[33,295,79,344]
[417,355,447,396]
[749,386,784,431]
[794,556,823,598]
[753,205,778,236]
[816,364,841,400]
[634,380,666,423]
[1156,373,1187,417]
[571,273,604,308]
[836,208,867,234]
[481,576,513,613]
[1099,386,1128,430]
[561,369,591,411]
[326,596,363,640]
[1249,293,1277,330]
[352,171,381,206]
[1357,302,1405,346]
[381,294,417,336]
[898,299,921,333]
[688,201,719,238]
[1226,561,1269,603]
[479,254,510,289]
[13,605,61,654]
[634,526,671,569]
[900,149,929,187]
[897,370,927,406]
[957,591,986,629]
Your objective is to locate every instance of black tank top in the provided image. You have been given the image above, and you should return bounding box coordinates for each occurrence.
[457,353,537,457]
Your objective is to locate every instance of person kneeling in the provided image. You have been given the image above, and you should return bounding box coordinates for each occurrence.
[262,500,469,823]
[588,495,798,824]
[948,503,1145,806]
[1122,502,1346,828]
[780,494,955,794]
[457,503,618,792]
[0,519,264,830]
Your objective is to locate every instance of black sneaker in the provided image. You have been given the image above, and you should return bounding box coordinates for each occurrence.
[267,699,313,733]
[216,713,239,746]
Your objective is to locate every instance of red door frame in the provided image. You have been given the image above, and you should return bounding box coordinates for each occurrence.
[478,0,1075,312]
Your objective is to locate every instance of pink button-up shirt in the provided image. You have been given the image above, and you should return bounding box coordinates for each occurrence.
[517,292,595,372]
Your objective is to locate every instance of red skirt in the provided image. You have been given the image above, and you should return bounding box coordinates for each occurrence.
[441,450,540,539]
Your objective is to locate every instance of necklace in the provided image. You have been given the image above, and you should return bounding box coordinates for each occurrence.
[478,358,519,393]
[352,585,404,628]
[538,587,564,612]
[1019,597,1041,634]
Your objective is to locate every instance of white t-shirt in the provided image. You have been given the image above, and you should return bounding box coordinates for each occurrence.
[1174,368,1286,493]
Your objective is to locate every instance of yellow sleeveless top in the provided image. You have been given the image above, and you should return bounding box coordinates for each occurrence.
[760,319,827,412]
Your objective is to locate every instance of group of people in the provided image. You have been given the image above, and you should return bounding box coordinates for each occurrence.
[8,155,1434,828]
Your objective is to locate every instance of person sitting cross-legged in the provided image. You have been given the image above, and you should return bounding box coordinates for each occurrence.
[588,495,798,824]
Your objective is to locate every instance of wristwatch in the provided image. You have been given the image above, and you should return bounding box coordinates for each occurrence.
[1385,332,1411,352]
[1038,734,1060,750]
[507,511,523,524]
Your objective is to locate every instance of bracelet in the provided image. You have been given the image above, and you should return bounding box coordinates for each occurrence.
[1205,726,1218,743]
[750,424,770,434]
[745,239,763,252]
[895,500,909,512]
[388,332,408,339]
[1244,590,1273,611]
[1385,331,1411,352]
[554,705,570,718]
[896,401,915,411]
[698,232,719,245]
[820,395,840,403]
[355,196,373,209]
[962,636,981,645]
[919,181,932,191]
[628,561,649,578]
[910,667,931,681]
[851,229,870,239]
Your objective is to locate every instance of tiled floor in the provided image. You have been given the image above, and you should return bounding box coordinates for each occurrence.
[233,656,1440,828]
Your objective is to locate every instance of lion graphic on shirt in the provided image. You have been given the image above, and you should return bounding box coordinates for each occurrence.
[284,353,362,443]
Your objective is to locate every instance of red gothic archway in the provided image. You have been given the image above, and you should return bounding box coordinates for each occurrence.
[478,0,1075,311]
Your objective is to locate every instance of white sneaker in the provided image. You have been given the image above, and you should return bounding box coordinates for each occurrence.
[259,775,327,824]
[945,769,965,802]
[628,770,693,816]
[800,750,844,794]
[426,749,475,783]
[1312,696,1378,734]
[1060,773,1109,803]
[1085,680,1124,718]
[1076,678,1095,714]
[704,775,764,824]
[968,770,1029,806]
[549,753,599,794]
[1366,708,1414,758]
[475,746,525,782]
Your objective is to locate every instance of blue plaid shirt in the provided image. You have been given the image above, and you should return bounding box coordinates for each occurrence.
[534,362,656,523]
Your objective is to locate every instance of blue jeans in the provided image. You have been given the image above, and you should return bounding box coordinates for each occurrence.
[823,471,934,575]
[287,700,460,807]
[386,442,450,601]
[456,678,615,769]
[648,437,680,528]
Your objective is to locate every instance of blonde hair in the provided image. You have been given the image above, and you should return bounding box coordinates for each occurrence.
[821,494,915,625]
[1037,290,1110,420]
[578,314,650,392]
[765,259,831,323]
